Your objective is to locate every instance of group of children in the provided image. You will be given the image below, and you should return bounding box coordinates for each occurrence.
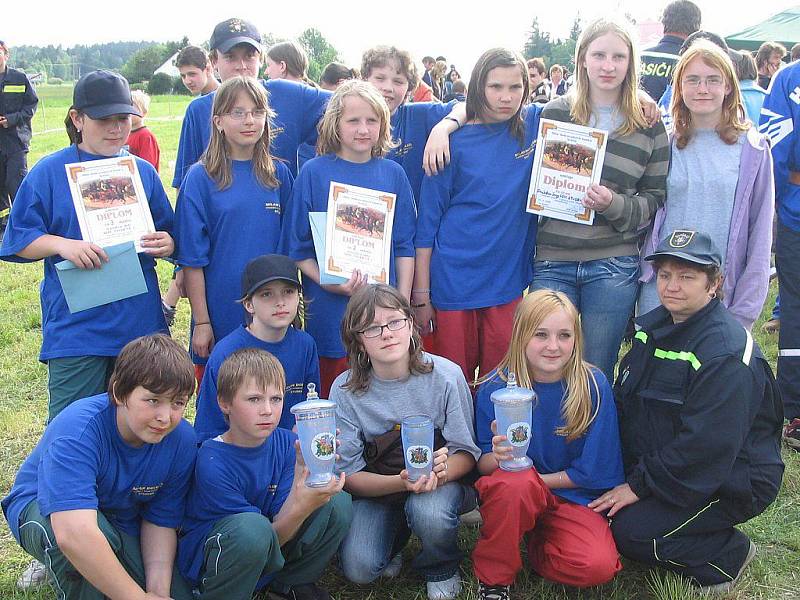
[0,10,783,600]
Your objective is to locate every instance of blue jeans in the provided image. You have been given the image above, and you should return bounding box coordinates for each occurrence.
[339,482,466,584]
[532,255,640,381]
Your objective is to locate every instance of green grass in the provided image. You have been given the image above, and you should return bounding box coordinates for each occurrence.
[1,83,798,599]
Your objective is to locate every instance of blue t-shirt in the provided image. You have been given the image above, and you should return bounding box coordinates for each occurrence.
[475,369,624,506]
[172,79,331,188]
[281,154,417,358]
[173,159,293,364]
[194,325,321,443]
[0,145,172,361]
[177,429,297,585]
[415,106,541,310]
[388,100,456,204]
[2,393,197,542]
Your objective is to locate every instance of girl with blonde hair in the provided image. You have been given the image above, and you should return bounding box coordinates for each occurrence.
[282,80,417,396]
[532,16,670,383]
[174,76,294,379]
[472,289,624,599]
[332,284,480,600]
[638,41,774,329]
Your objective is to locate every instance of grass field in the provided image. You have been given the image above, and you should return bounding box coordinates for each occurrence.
[0,84,798,600]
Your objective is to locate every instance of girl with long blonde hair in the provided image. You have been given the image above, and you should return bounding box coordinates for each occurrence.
[638,41,774,328]
[174,76,294,379]
[282,80,417,397]
[532,16,670,384]
[471,289,624,599]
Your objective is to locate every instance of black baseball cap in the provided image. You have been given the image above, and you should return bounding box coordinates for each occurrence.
[240,254,301,300]
[644,230,722,267]
[210,18,262,54]
[73,70,140,119]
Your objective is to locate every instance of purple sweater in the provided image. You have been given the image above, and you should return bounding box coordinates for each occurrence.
[640,128,774,329]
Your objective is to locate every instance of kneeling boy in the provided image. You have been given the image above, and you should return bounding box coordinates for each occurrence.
[178,348,352,600]
[2,334,197,600]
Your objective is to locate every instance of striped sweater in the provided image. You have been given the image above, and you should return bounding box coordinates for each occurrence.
[535,95,670,261]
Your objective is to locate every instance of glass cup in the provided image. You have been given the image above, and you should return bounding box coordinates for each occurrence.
[401,415,434,482]
[491,372,536,472]
[290,384,337,487]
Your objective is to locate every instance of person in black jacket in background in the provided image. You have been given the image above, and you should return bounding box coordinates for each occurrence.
[0,40,38,236]
[640,0,701,101]
[589,230,784,595]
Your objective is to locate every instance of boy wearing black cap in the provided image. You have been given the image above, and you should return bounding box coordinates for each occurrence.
[589,230,784,594]
[172,17,331,189]
[178,347,351,600]
[0,69,175,422]
[193,254,321,444]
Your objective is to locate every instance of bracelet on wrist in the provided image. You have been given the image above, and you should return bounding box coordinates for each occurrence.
[194,321,210,326]
[444,116,462,128]
[411,302,428,308]
[411,288,430,294]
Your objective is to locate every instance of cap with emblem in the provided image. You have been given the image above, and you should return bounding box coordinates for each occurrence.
[645,230,722,267]
[209,18,262,54]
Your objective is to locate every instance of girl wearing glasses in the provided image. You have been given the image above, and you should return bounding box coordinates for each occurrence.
[282,80,416,397]
[174,76,294,369]
[638,41,774,329]
[331,284,480,600]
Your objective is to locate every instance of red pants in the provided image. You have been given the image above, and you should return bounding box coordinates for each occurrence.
[473,468,621,588]
[433,298,520,385]
[194,364,206,392]
[320,356,349,398]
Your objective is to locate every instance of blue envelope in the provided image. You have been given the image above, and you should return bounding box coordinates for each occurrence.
[55,241,148,313]
[309,212,348,285]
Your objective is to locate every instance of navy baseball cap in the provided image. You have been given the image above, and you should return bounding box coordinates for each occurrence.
[210,18,262,54]
[645,230,722,267]
[73,70,140,119]
[240,255,301,300]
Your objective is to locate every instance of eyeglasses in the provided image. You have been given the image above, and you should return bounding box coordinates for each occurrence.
[681,75,725,89]
[224,108,268,121]
[360,318,409,339]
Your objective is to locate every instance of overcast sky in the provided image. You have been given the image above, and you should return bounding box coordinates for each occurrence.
[6,0,798,76]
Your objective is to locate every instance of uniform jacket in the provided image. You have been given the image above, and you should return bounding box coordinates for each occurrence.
[615,300,784,516]
[640,34,684,102]
[0,67,38,152]
[640,128,775,330]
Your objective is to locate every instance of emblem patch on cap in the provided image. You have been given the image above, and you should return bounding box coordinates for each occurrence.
[229,19,245,32]
[669,230,695,248]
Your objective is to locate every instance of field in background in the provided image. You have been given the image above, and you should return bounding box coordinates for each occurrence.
[0,84,797,600]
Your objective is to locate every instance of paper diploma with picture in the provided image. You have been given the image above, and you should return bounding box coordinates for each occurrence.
[527,119,608,225]
[324,181,395,283]
[65,156,155,252]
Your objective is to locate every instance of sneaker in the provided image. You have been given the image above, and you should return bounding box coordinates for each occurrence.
[16,559,48,589]
[382,553,403,578]
[162,301,177,327]
[268,582,332,600]
[761,318,780,334]
[784,418,800,451]
[460,507,483,526]
[478,582,511,600]
[698,540,756,595]
[427,572,461,600]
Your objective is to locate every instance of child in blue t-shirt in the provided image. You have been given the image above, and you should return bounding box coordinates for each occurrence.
[282,80,417,397]
[0,70,175,421]
[174,77,294,381]
[360,46,463,204]
[172,17,330,189]
[178,348,351,600]
[2,334,198,600]
[194,254,320,443]
[413,48,542,386]
[471,290,624,598]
